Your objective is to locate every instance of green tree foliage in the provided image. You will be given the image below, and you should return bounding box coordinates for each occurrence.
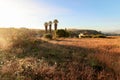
[53,19,59,31]
[55,29,69,38]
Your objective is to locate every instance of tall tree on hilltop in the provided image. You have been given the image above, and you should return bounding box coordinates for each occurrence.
[44,22,48,33]
[49,21,52,33]
[53,19,59,31]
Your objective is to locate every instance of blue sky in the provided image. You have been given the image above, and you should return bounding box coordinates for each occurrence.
[0,0,120,31]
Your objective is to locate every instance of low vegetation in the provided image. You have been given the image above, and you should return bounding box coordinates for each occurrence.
[0,28,120,80]
[68,29,102,37]
[79,34,106,38]
[43,33,53,40]
[55,29,69,38]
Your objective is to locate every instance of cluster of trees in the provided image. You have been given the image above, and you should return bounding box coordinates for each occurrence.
[44,19,59,33]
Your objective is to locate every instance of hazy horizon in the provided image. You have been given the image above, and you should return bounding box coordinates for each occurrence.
[0,0,120,31]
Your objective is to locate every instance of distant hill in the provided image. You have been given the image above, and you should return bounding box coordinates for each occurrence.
[68,29,102,37]
[112,30,120,34]
[68,29,101,34]
[103,30,120,36]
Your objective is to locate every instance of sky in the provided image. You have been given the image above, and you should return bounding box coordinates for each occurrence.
[0,0,120,31]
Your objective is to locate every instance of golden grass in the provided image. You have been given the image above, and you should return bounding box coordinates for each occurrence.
[50,37,120,76]
[0,28,120,80]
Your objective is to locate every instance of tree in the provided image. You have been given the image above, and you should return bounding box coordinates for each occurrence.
[48,21,52,33]
[53,19,59,31]
[55,29,69,38]
[44,22,48,33]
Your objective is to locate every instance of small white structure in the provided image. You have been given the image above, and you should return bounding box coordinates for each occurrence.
[79,33,84,38]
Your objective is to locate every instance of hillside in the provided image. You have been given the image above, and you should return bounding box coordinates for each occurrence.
[68,29,101,34]
[68,29,102,37]
[103,30,120,36]
[0,28,119,80]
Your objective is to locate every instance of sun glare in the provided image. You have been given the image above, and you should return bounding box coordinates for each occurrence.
[0,0,38,28]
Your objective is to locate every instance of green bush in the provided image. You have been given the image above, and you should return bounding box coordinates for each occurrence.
[43,33,52,40]
[80,34,106,38]
[80,35,92,38]
[55,29,69,38]
[91,34,106,38]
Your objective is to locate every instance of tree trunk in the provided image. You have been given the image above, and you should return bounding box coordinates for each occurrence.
[49,25,52,33]
[54,24,57,31]
[45,26,48,33]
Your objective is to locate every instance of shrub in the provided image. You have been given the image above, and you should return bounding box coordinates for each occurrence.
[89,58,103,72]
[97,34,106,38]
[69,31,78,38]
[43,33,52,40]
[55,29,69,38]
[79,34,106,38]
[91,34,106,38]
[2,28,40,54]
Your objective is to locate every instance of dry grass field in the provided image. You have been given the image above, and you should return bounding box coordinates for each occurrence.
[0,28,120,80]
[51,37,120,73]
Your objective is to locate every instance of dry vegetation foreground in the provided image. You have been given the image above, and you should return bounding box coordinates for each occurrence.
[0,29,120,80]
[51,37,120,72]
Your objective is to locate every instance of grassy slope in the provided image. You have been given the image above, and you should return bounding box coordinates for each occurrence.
[0,28,120,80]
